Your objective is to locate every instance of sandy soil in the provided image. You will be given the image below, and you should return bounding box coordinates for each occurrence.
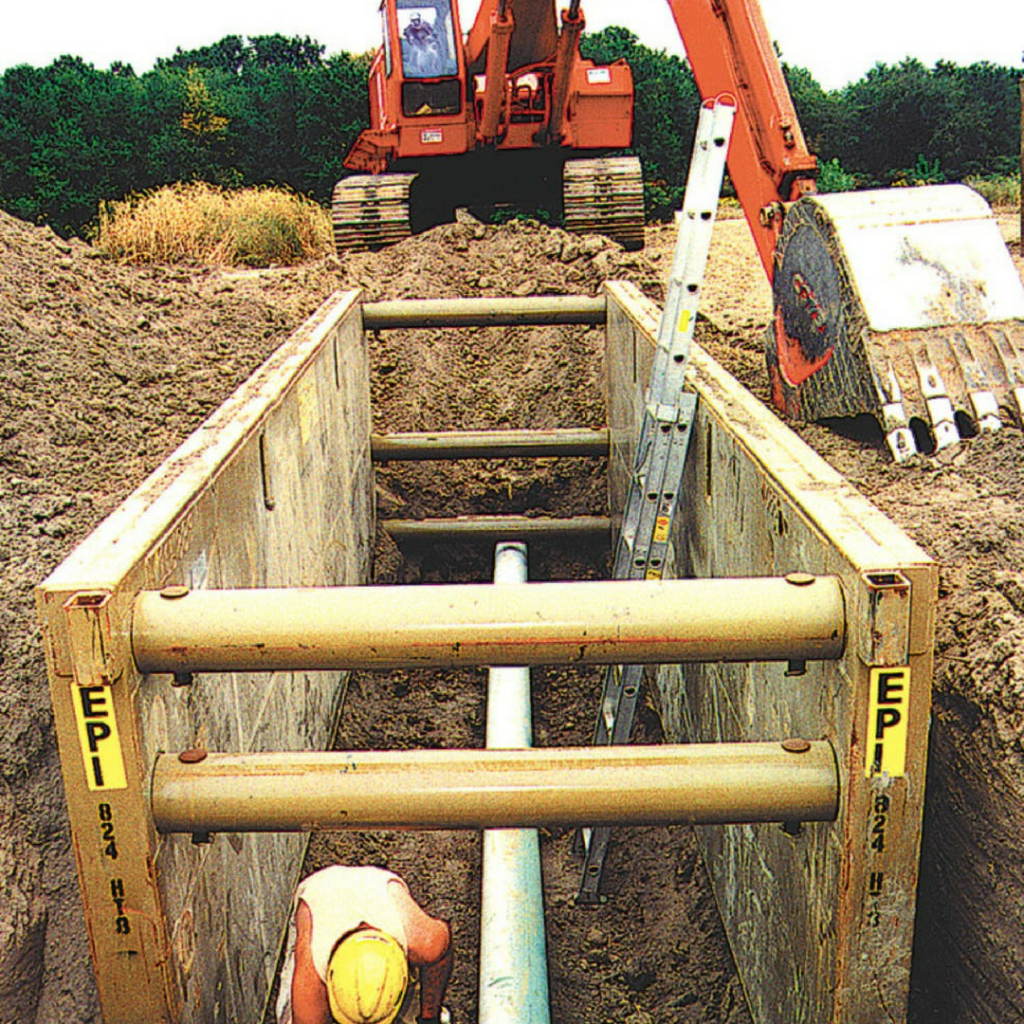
[1,201,1023,1024]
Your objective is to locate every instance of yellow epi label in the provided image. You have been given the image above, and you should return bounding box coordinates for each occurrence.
[865,667,910,778]
[677,310,691,334]
[72,685,128,791]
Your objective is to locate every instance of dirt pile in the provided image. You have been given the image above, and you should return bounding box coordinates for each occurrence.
[0,209,343,1023]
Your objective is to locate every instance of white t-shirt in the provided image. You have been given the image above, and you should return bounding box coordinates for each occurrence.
[276,866,410,1023]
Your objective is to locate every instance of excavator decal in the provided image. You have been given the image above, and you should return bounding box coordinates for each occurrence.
[791,273,829,340]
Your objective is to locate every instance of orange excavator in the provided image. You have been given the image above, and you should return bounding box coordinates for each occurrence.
[340,0,1024,458]
[335,0,643,250]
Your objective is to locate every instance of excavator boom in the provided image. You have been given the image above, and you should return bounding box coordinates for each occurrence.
[664,0,817,279]
[666,0,1024,459]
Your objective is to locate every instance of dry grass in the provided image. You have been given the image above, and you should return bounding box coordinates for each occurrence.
[94,182,334,266]
[965,173,1021,210]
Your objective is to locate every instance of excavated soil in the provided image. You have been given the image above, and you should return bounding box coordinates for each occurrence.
[1,203,1022,1024]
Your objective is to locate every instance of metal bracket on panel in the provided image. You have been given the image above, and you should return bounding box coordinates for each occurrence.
[64,591,117,687]
[855,570,912,668]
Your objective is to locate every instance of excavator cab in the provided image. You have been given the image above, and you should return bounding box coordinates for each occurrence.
[381,0,467,127]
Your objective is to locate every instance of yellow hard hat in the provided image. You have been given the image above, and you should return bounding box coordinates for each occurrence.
[326,928,409,1024]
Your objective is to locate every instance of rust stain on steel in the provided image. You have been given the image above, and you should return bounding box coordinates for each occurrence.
[781,738,812,754]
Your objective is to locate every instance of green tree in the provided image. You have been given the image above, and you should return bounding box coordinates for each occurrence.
[156,34,326,75]
[151,36,368,199]
[2,28,1018,240]
[928,61,1021,178]
[822,58,1023,186]
[0,56,159,232]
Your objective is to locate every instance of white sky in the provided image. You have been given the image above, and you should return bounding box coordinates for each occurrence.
[1,1,1021,90]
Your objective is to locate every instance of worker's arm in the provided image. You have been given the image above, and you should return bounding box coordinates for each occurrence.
[290,900,332,1024]
[414,928,453,1023]
[387,880,454,1023]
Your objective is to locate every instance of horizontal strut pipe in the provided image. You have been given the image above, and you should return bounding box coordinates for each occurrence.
[132,576,846,674]
[361,296,606,329]
[151,742,839,834]
[372,428,610,462]
[383,515,611,543]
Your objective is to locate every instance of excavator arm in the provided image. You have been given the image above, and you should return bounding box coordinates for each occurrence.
[664,0,817,280]
[465,0,559,73]
[666,0,1024,460]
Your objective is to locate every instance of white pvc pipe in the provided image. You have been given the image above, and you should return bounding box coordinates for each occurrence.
[479,543,551,1024]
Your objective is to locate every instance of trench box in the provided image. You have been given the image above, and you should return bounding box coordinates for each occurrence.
[37,283,935,1024]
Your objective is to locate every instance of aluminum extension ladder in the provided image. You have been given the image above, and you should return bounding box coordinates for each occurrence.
[578,98,737,904]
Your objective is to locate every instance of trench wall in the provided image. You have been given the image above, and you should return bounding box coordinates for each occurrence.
[604,281,938,1024]
[35,291,373,1024]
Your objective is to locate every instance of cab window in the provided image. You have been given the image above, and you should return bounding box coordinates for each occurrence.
[397,0,458,79]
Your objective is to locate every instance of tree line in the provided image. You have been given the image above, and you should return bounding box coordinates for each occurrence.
[0,36,368,236]
[0,29,1019,237]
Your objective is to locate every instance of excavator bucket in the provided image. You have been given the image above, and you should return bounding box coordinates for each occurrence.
[766,184,1024,460]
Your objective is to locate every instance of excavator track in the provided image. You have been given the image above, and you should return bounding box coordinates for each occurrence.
[332,174,418,253]
[563,156,645,251]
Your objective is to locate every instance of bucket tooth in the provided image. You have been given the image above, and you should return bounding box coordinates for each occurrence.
[945,331,1002,432]
[989,325,1024,425]
[876,361,917,461]
[884,418,917,462]
[768,184,1024,459]
[970,390,1003,432]
[912,347,960,450]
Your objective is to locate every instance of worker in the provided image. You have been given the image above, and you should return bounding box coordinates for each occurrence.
[276,865,454,1024]
[402,13,445,77]
[403,12,435,48]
